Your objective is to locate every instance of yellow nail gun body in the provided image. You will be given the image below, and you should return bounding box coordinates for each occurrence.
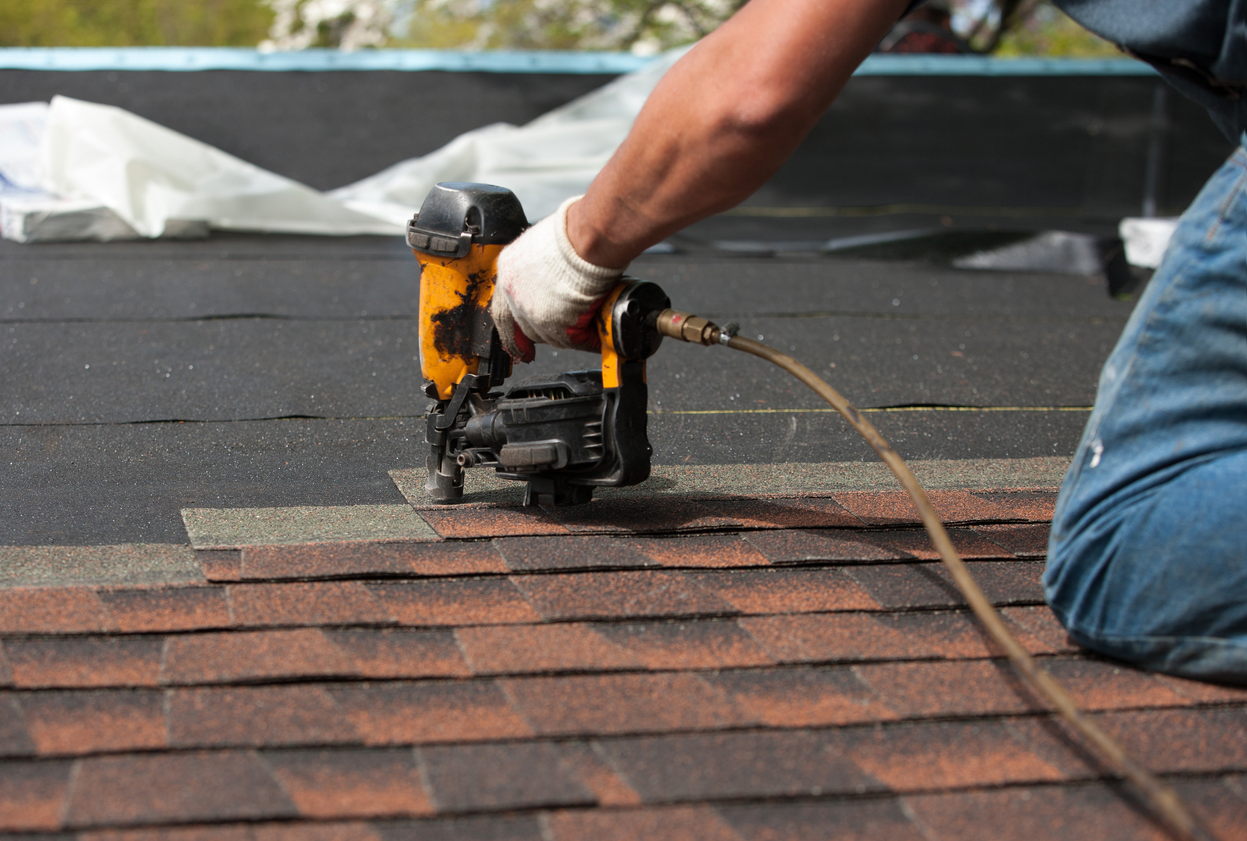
[410,182,670,507]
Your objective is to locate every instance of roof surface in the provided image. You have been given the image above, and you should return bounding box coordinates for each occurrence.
[3,231,1246,840]
[2,66,1244,840]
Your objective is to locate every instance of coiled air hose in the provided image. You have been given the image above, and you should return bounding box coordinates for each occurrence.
[655,309,1211,841]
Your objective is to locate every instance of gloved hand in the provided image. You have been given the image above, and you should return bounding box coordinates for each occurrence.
[491,195,626,363]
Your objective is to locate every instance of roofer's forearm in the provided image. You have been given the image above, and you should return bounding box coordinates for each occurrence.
[567,0,910,268]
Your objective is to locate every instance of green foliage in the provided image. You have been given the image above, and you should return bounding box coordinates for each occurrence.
[392,0,745,54]
[0,0,275,47]
[994,1,1122,58]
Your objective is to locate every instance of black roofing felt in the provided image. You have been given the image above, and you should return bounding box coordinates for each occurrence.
[2,238,1107,544]
[0,68,1217,545]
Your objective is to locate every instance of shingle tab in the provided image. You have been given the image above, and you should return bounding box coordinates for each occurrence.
[326,682,532,746]
[420,742,596,811]
[167,685,360,748]
[502,673,747,736]
[21,690,166,755]
[242,541,508,580]
[262,748,435,819]
[596,730,880,802]
[6,638,163,689]
[182,505,438,549]
[512,570,733,621]
[64,751,297,827]
[0,759,73,832]
[160,629,356,685]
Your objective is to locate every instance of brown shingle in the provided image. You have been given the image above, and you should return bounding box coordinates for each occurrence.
[0,759,72,831]
[242,541,508,581]
[80,821,386,841]
[874,611,1032,660]
[596,730,879,802]
[327,681,532,745]
[846,561,1044,610]
[973,490,1058,522]
[597,620,775,670]
[833,490,1011,525]
[98,587,230,633]
[493,535,657,571]
[739,613,932,663]
[0,588,112,634]
[419,741,595,812]
[22,690,166,755]
[546,805,746,841]
[262,748,434,818]
[905,783,1173,841]
[1038,658,1190,711]
[546,497,741,535]
[554,742,642,807]
[845,719,1066,790]
[502,673,746,736]
[167,685,360,748]
[64,751,297,827]
[867,528,1014,560]
[855,660,1038,719]
[998,606,1080,654]
[974,523,1051,558]
[160,629,356,685]
[720,798,926,841]
[7,637,163,689]
[695,568,879,614]
[198,550,243,583]
[0,693,35,757]
[418,507,569,538]
[369,579,540,627]
[1092,707,1247,774]
[512,570,732,621]
[707,496,865,529]
[227,581,393,627]
[627,534,770,569]
[742,530,904,565]
[457,624,641,675]
[326,629,470,679]
[705,666,898,728]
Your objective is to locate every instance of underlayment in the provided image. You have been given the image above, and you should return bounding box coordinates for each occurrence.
[4,315,1115,423]
[1,258,419,320]
[389,456,1072,508]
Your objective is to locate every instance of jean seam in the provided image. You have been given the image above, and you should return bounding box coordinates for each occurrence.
[1206,169,1247,244]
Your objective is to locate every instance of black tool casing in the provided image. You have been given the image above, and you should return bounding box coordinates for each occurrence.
[439,363,651,507]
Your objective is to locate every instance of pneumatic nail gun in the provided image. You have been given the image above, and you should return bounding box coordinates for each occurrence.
[410,182,673,507]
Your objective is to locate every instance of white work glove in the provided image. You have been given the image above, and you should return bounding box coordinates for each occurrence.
[491,195,626,363]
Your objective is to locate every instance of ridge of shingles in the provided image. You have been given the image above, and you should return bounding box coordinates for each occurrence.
[4,477,1246,837]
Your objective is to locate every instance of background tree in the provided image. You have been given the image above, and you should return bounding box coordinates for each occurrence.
[1,0,1115,56]
[0,0,273,47]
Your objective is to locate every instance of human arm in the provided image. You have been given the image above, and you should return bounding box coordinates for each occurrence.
[568,0,912,267]
[492,0,911,359]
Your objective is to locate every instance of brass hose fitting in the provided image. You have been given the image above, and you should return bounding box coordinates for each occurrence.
[655,309,720,345]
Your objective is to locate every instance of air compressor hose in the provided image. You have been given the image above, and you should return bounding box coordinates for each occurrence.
[656,310,1211,841]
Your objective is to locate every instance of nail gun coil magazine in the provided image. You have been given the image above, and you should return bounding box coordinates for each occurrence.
[410,181,670,508]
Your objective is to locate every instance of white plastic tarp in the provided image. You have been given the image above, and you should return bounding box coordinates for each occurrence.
[0,47,687,243]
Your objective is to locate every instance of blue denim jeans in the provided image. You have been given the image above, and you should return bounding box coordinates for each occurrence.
[1045,143,1247,684]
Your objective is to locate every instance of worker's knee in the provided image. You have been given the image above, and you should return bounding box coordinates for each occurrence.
[1045,450,1247,684]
